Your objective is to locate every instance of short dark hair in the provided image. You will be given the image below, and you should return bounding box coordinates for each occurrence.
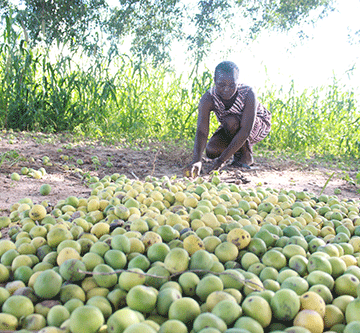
[214,61,239,80]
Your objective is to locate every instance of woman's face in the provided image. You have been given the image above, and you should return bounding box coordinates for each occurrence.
[214,70,238,101]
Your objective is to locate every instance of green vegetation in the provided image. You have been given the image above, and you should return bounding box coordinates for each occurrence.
[0,14,359,160]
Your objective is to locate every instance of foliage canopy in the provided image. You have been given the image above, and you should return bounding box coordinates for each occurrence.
[3,0,335,63]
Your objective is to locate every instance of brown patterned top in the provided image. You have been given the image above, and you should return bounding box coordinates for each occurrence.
[208,84,270,124]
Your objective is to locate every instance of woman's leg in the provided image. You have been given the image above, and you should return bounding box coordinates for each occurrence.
[232,140,254,166]
[206,115,240,159]
[232,113,271,167]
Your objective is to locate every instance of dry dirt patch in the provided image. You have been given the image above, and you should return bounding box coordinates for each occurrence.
[0,132,359,215]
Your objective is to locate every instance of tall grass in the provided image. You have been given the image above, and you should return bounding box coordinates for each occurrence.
[0,14,359,159]
[260,80,360,158]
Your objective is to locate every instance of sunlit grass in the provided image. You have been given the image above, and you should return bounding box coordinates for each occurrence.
[0,15,359,161]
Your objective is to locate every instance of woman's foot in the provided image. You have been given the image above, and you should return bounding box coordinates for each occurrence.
[231,145,254,167]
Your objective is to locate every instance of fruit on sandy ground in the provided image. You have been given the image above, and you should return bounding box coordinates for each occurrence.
[10,172,20,181]
[40,184,52,195]
[2,172,360,332]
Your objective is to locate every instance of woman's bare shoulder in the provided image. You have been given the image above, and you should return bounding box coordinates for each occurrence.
[199,90,214,111]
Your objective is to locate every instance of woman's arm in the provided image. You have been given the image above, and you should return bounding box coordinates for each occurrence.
[191,92,213,162]
[183,92,213,177]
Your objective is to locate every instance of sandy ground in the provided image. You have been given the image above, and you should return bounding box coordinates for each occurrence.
[0,132,359,215]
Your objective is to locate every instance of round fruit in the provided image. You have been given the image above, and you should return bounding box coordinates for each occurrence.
[271,289,300,321]
[192,312,227,332]
[2,295,34,319]
[40,184,52,195]
[227,228,251,250]
[293,309,324,333]
[164,248,189,274]
[168,297,201,324]
[69,305,104,333]
[106,308,141,333]
[300,291,326,317]
[59,259,86,282]
[126,285,157,313]
[29,204,47,221]
[242,295,272,327]
[33,269,62,299]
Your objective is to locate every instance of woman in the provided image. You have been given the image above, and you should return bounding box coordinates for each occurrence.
[184,60,271,177]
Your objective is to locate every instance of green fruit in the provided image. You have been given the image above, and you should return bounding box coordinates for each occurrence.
[178,272,200,296]
[306,271,334,291]
[211,299,242,325]
[158,319,188,333]
[34,269,62,299]
[261,249,287,270]
[344,321,360,333]
[10,172,20,181]
[40,184,52,195]
[242,295,272,327]
[219,269,245,290]
[69,305,104,333]
[59,259,86,282]
[107,308,141,333]
[2,295,34,319]
[93,264,117,288]
[270,289,300,321]
[288,255,308,276]
[0,216,11,229]
[60,284,86,304]
[86,296,112,319]
[168,297,201,324]
[126,285,157,313]
[345,297,360,323]
[281,276,309,296]
[164,248,189,274]
[145,265,170,289]
[196,275,224,302]
[193,312,227,332]
[147,243,170,262]
[189,249,213,270]
[47,305,70,327]
[334,274,359,297]
[156,288,182,316]
[0,313,18,331]
[307,255,332,275]
[233,316,264,333]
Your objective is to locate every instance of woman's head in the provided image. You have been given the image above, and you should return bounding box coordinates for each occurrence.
[214,61,239,100]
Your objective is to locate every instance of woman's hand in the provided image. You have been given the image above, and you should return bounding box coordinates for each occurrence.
[208,157,226,173]
[183,161,202,178]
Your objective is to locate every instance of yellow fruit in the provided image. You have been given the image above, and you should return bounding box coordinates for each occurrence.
[300,291,326,318]
[227,228,251,250]
[183,234,205,256]
[201,212,220,229]
[29,204,47,221]
[57,247,81,266]
[293,309,324,333]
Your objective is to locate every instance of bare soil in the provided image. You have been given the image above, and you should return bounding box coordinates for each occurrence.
[0,132,359,216]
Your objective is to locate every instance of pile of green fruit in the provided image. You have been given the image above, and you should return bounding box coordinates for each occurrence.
[1,173,360,333]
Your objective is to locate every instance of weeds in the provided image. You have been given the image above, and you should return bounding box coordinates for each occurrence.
[0,13,359,161]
